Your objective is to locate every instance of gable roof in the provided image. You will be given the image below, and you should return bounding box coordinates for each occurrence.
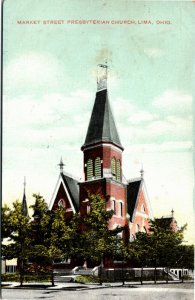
[61,173,80,211]
[81,89,123,150]
[127,179,142,222]
[127,178,153,222]
[49,172,80,212]
[155,217,177,229]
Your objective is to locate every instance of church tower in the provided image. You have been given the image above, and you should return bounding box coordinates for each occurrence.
[79,64,127,229]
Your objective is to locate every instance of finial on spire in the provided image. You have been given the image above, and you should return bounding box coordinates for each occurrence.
[140,164,144,179]
[97,61,108,91]
[171,208,174,218]
[23,176,26,193]
[58,157,65,173]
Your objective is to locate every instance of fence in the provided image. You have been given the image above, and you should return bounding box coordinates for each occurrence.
[100,267,179,283]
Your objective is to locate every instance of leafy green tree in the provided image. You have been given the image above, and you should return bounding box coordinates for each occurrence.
[125,218,188,280]
[79,193,121,267]
[1,204,11,240]
[29,194,76,286]
[2,200,30,286]
[148,219,187,268]
[175,244,194,270]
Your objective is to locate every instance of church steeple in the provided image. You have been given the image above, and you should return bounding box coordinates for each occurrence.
[81,66,124,182]
[81,67,123,151]
[22,177,28,217]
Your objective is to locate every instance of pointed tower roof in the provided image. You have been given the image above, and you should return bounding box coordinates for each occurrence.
[81,89,123,150]
[22,177,28,217]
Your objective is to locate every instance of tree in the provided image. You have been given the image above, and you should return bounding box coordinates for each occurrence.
[175,244,194,270]
[29,194,76,286]
[147,219,187,268]
[78,193,121,267]
[2,201,31,286]
[1,204,11,241]
[125,218,188,283]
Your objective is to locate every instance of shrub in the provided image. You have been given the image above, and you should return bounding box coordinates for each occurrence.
[75,275,99,283]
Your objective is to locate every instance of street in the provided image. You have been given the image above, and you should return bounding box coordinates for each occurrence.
[2,283,194,300]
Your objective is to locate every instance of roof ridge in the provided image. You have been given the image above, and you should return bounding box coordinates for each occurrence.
[127,177,142,183]
[62,171,80,182]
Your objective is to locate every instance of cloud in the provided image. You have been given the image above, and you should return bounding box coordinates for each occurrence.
[3,90,93,149]
[118,115,192,146]
[153,90,192,115]
[144,48,163,58]
[127,111,157,124]
[125,141,192,154]
[111,90,192,148]
[4,52,64,94]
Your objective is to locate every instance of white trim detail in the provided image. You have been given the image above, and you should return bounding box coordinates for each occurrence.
[49,174,76,213]
[131,179,153,222]
[136,211,149,218]
[83,143,123,153]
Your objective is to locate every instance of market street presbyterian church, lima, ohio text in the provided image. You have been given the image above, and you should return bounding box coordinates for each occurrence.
[49,65,153,247]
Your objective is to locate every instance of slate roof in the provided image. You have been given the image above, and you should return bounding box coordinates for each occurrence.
[22,192,28,217]
[155,217,176,228]
[127,179,142,222]
[61,173,80,212]
[81,89,123,150]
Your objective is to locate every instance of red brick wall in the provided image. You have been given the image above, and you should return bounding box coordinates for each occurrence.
[79,178,127,229]
[106,180,127,228]
[82,143,123,180]
[130,190,150,237]
[52,182,74,220]
[79,179,107,215]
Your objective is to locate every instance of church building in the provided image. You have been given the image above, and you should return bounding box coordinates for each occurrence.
[49,65,153,241]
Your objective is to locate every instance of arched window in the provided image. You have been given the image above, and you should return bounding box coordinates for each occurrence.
[87,205,90,214]
[95,157,101,178]
[111,199,116,214]
[131,234,135,241]
[116,160,121,181]
[111,157,116,179]
[58,199,65,208]
[141,204,145,212]
[87,159,93,180]
[119,202,123,216]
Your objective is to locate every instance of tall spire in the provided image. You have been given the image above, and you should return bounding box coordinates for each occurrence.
[81,65,123,150]
[22,176,28,217]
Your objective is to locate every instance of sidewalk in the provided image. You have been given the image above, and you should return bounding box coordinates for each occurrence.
[2,280,193,290]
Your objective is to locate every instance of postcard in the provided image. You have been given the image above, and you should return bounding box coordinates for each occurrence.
[2,1,194,299]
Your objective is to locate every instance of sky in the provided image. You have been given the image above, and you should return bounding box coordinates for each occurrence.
[3,0,195,244]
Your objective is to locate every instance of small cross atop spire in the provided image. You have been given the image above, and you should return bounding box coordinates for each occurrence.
[97,62,108,91]
[58,157,65,173]
[140,165,144,179]
[171,208,174,218]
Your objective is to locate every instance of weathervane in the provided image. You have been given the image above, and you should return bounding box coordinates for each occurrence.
[58,157,65,174]
[97,61,108,91]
